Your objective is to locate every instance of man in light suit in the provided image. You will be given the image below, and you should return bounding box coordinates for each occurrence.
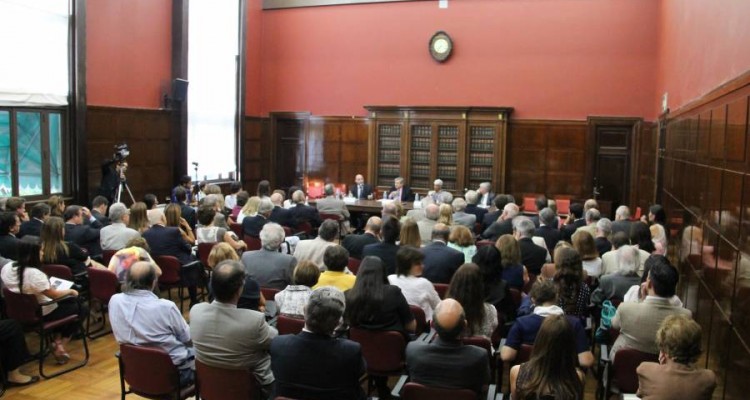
[350,174,372,200]
[406,299,490,394]
[417,204,440,245]
[601,232,650,277]
[611,205,634,237]
[610,255,691,360]
[190,260,277,391]
[477,182,495,207]
[293,220,340,270]
[451,198,476,230]
[316,184,350,221]
[100,202,141,251]
[406,196,434,223]
[241,223,297,290]
[270,287,366,400]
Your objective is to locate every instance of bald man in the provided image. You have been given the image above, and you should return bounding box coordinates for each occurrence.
[342,216,381,259]
[269,192,293,227]
[406,299,490,394]
[420,223,465,283]
[109,261,194,385]
[351,174,372,200]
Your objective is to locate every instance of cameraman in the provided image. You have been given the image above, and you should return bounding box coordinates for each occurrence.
[98,145,129,203]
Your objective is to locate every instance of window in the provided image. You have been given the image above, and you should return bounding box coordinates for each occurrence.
[187,0,240,181]
[0,109,65,196]
[0,0,70,198]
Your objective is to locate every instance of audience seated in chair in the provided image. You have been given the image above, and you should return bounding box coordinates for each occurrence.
[420,223,464,284]
[591,245,642,307]
[0,211,21,260]
[501,280,594,368]
[406,298,490,395]
[362,216,401,275]
[595,217,614,257]
[271,287,366,400]
[636,314,716,400]
[99,202,140,251]
[269,192,294,227]
[447,263,498,339]
[416,203,439,245]
[388,245,441,322]
[293,219,340,269]
[63,205,103,257]
[510,314,585,400]
[313,245,355,291]
[554,246,591,321]
[18,203,50,240]
[109,261,195,386]
[241,222,298,289]
[107,237,160,283]
[0,319,39,387]
[472,245,516,321]
[275,260,320,318]
[482,202,518,242]
[342,216,381,259]
[190,260,277,393]
[208,242,265,311]
[288,190,321,229]
[195,205,246,251]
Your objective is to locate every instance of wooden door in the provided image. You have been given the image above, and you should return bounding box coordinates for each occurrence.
[272,114,308,191]
[592,124,633,217]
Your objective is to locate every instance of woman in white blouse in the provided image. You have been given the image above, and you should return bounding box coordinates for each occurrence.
[0,242,85,364]
[387,245,440,322]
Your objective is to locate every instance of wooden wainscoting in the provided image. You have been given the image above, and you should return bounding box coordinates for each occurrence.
[242,116,271,193]
[86,106,176,203]
[307,116,370,188]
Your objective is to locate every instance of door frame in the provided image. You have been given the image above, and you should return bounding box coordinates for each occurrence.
[585,116,643,208]
[269,111,310,190]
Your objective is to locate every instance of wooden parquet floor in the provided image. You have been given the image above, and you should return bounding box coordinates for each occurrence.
[3,305,599,400]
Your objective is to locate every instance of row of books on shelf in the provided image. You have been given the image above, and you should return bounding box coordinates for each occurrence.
[438,165,458,178]
[468,166,492,180]
[470,127,495,138]
[411,152,431,163]
[411,136,432,149]
[379,137,401,149]
[469,153,494,165]
[378,164,401,177]
[469,139,495,151]
[438,140,459,151]
[412,126,432,137]
[379,149,400,161]
[411,165,430,177]
[378,125,402,137]
[436,154,458,164]
[437,128,459,138]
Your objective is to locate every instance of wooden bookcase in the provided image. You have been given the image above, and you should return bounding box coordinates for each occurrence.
[366,106,513,195]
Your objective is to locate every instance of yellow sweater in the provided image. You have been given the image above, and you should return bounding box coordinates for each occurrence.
[313,271,356,292]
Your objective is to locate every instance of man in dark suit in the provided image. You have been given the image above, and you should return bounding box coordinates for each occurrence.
[516,218,548,276]
[91,195,111,227]
[288,189,322,229]
[477,182,495,207]
[595,218,614,256]
[271,287,366,400]
[350,174,373,200]
[0,212,21,259]
[63,205,103,257]
[18,203,49,239]
[243,198,272,237]
[482,202,518,242]
[481,194,511,231]
[535,207,561,257]
[611,205,634,237]
[143,210,200,305]
[421,223,465,284]
[388,177,414,202]
[406,298,490,394]
[529,195,548,228]
[174,186,196,230]
[560,202,585,243]
[362,217,400,275]
[269,193,294,227]
[464,190,487,231]
[342,216,381,259]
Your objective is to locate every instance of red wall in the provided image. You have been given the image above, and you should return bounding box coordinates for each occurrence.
[246,0,264,116]
[255,0,659,120]
[656,0,750,113]
[87,0,172,109]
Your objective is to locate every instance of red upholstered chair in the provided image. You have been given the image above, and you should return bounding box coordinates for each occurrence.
[154,255,186,310]
[349,327,407,396]
[277,314,305,335]
[307,184,324,199]
[87,267,119,339]
[600,348,659,398]
[433,283,449,300]
[229,222,243,238]
[118,343,194,400]
[402,382,476,400]
[555,198,571,216]
[243,235,262,251]
[102,249,117,266]
[197,242,217,269]
[41,264,73,280]
[633,207,642,221]
[296,221,313,236]
[409,305,428,334]
[2,287,89,378]
[476,240,495,249]
[461,336,496,384]
[348,257,362,275]
[260,287,280,302]
[196,359,259,400]
[523,197,537,213]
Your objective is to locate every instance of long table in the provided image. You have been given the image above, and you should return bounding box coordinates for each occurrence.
[309,199,414,213]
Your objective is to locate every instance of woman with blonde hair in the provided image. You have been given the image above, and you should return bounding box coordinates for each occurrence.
[164,203,195,244]
[128,202,149,234]
[207,242,266,312]
[237,196,261,223]
[448,225,477,263]
[47,195,65,218]
[437,203,453,225]
[399,218,422,248]
[496,234,529,290]
[572,230,602,278]
[40,217,104,277]
[650,223,667,256]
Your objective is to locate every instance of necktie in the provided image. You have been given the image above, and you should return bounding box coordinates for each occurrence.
[358,185,362,199]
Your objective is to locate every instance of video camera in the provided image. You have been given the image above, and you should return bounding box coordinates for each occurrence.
[113,143,130,161]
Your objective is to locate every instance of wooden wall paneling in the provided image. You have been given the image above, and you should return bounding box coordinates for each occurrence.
[726,96,749,171]
[242,116,270,193]
[86,106,174,204]
[632,123,657,211]
[338,117,371,187]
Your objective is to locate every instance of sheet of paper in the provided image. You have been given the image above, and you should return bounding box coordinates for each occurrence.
[49,276,74,290]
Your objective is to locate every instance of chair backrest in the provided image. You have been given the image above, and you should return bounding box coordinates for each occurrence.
[509,288,522,310]
[348,257,361,275]
[102,249,117,266]
[349,327,406,375]
[154,255,181,285]
[1,287,41,325]
[229,222,243,238]
[307,184,324,199]
[277,314,305,335]
[319,213,341,222]
[612,348,659,393]
[296,221,313,235]
[41,264,73,280]
[409,305,428,334]
[475,240,495,249]
[119,343,181,398]
[523,197,537,213]
[402,382,476,400]
[197,242,217,268]
[516,344,534,364]
[433,283,449,300]
[195,358,257,400]
[243,235,262,251]
[260,287,280,302]
[88,267,119,304]
[461,336,493,360]
[555,198,571,215]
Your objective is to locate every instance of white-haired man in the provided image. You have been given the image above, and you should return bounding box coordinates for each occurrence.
[241,223,298,290]
[477,182,495,207]
[451,198,476,229]
[482,202,519,242]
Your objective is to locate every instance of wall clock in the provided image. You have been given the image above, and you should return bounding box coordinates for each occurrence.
[429,31,453,63]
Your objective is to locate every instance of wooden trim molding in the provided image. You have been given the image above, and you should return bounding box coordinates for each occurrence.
[71,0,87,204]
[667,68,750,120]
[263,0,428,10]
[171,0,189,184]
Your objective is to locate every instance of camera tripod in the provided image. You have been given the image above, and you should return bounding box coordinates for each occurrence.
[115,165,135,204]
